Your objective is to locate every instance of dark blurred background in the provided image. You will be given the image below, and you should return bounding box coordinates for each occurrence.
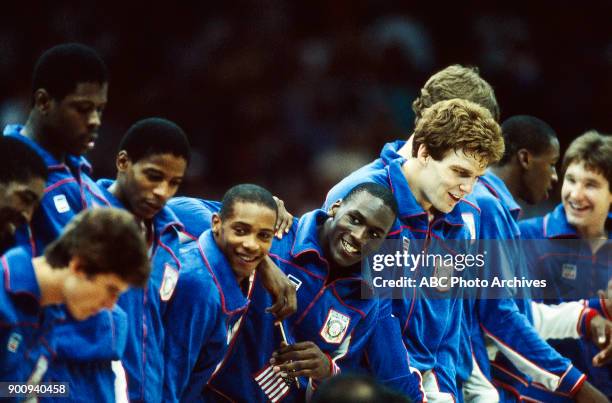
[2,2,611,216]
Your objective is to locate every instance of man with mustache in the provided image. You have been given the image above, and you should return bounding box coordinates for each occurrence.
[0,137,47,254]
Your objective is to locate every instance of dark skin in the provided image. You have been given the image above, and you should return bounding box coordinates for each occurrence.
[270,193,396,381]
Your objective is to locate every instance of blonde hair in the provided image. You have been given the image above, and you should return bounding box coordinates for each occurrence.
[413,64,500,123]
[412,98,504,166]
[562,130,612,189]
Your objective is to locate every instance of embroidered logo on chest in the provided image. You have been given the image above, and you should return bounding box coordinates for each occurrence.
[7,332,22,353]
[160,264,179,301]
[320,309,351,344]
[53,194,71,213]
[561,263,577,280]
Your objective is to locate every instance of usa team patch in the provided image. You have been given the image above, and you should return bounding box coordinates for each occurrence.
[7,332,21,353]
[53,194,70,213]
[561,263,577,280]
[320,309,350,344]
[160,264,179,301]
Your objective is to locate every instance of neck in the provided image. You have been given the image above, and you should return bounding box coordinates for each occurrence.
[490,164,521,200]
[575,224,606,240]
[32,256,69,306]
[22,114,66,163]
[402,158,433,214]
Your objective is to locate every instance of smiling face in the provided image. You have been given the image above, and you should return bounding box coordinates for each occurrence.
[323,192,396,268]
[522,137,560,204]
[416,146,487,214]
[43,82,108,156]
[62,257,130,320]
[561,161,611,237]
[116,152,187,220]
[0,177,45,241]
[212,201,277,282]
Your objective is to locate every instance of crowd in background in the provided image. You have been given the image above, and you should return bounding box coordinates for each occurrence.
[2,2,612,215]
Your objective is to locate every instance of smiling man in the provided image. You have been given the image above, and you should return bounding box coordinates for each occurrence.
[325,98,503,402]
[517,131,612,400]
[201,183,428,402]
[0,137,47,254]
[162,184,279,401]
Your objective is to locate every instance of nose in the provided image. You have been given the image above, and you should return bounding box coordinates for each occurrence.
[352,226,367,245]
[551,167,559,185]
[242,235,258,252]
[88,110,102,129]
[459,177,477,195]
[569,183,585,200]
[152,181,172,201]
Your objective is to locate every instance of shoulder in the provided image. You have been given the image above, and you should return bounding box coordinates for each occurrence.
[518,216,545,239]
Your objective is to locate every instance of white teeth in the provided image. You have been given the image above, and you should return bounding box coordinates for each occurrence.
[341,239,358,254]
[238,254,257,262]
[569,201,588,210]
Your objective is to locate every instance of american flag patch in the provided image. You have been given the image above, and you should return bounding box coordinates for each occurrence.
[254,364,291,402]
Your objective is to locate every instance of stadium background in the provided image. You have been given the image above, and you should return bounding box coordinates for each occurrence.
[1,2,611,216]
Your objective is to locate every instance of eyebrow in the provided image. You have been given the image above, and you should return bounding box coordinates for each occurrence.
[350,210,386,234]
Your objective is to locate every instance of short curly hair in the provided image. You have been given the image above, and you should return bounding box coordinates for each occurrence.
[412,64,500,123]
[412,98,504,167]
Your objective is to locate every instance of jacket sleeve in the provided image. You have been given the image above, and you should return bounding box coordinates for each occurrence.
[364,300,425,402]
[478,297,584,394]
[162,266,227,402]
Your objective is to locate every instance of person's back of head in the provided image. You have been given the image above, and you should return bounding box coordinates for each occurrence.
[312,374,412,403]
[412,64,499,123]
[32,43,108,103]
[118,117,191,164]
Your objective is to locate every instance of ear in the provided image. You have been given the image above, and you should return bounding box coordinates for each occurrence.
[328,200,341,217]
[416,143,430,164]
[68,255,87,278]
[211,213,221,236]
[517,149,531,170]
[33,89,53,114]
[116,150,130,172]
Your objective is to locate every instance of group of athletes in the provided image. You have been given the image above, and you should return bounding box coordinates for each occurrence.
[0,42,610,403]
